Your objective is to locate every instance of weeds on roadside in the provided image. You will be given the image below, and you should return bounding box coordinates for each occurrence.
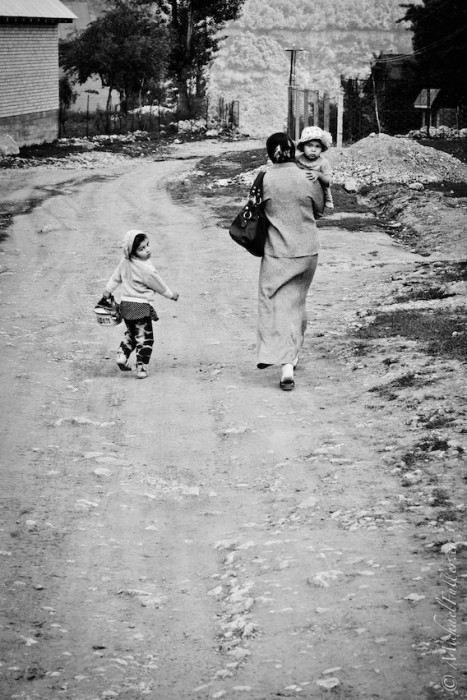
[354,309,466,362]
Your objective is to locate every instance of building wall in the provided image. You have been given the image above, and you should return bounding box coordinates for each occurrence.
[0,110,60,147]
[0,24,60,146]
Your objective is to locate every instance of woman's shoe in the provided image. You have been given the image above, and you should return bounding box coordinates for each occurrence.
[280,378,295,391]
[136,363,148,379]
[116,349,131,371]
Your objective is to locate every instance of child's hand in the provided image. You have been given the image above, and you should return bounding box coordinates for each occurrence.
[96,294,113,309]
[305,171,318,182]
[172,291,179,301]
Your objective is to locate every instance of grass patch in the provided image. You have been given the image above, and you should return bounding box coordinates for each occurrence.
[332,185,370,213]
[198,148,266,184]
[431,488,452,507]
[168,148,268,227]
[390,261,466,303]
[355,309,467,362]
[318,215,377,232]
[418,138,467,166]
[399,436,450,470]
[437,261,467,283]
[424,181,467,198]
[392,286,454,303]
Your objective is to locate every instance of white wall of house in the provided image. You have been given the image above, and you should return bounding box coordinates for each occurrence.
[0,24,60,146]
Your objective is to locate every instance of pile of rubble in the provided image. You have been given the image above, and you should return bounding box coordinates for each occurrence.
[405,125,467,140]
[327,133,467,192]
[1,150,131,170]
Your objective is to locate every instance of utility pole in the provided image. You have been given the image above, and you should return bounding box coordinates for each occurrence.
[285,47,303,88]
[285,47,303,139]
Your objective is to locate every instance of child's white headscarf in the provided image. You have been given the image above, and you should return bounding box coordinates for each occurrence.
[123,230,145,259]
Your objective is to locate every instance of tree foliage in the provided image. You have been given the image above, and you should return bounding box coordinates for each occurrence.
[233,0,408,31]
[149,0,247,116]
[60,0,168,113]
[400,0,467,97]
[60,0,246,119]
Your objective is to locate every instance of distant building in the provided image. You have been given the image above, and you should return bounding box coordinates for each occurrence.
[0,0,76,147]
[414,88,461,130]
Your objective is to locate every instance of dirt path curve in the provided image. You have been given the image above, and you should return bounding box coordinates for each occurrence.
[0,143,451,699]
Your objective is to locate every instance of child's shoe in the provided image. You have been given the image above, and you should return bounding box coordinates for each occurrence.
[136,363,148,379]
[116,349,131,371]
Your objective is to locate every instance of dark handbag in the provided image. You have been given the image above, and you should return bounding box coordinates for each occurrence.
[229,171,268,257]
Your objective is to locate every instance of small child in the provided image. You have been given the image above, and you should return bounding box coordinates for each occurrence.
[296,126,334,211]
[97,230,179,379]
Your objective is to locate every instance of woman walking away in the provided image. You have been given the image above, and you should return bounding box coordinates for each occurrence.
[97,230,179,379]
[257,133,323,391]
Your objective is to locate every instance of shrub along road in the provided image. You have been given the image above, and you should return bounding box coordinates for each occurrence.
[0,138,465,699]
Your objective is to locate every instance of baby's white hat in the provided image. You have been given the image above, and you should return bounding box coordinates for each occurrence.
[297,126,332,151]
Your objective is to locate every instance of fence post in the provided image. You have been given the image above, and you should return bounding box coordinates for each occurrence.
[426,86,431,137]
[219,96,224,125]
[372,74,381,133]
[294,88,301,141]
[287,86,294,136]
[337,90,343,147]
[311,90,319,126]
[232,100,240,128]
[323,92,330,132]
[303,89,309,127]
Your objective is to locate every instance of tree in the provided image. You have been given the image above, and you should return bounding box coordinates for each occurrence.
[400,0,467,100]
[60,0,169,128]
[59,74,78,136]
[152,0,247,118]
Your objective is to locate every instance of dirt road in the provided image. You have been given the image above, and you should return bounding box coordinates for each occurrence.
[0,141,462,699]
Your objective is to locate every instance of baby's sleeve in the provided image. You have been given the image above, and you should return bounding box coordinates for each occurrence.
[321,158,333,178]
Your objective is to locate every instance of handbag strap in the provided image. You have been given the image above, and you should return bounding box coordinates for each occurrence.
[248,170,266,205]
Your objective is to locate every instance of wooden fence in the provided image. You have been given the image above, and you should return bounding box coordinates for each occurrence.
[287,87,343,146]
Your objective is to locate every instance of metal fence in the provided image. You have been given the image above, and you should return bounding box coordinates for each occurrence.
[342,78,467,142]
[217,98,240,130]
[287,79,467,146]
[61,97,175,139]
[61,94,239,139]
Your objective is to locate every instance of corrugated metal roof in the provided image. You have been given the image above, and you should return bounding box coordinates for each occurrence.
[414,88,441,109]
[0,0,77,20]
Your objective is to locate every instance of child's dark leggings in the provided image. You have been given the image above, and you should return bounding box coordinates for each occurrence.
[120,318,154,366]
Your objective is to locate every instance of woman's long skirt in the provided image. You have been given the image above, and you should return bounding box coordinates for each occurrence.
[256,254,318,368]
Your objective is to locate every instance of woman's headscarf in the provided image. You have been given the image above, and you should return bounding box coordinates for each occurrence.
[123,229,146,259]
[266,132,296,164]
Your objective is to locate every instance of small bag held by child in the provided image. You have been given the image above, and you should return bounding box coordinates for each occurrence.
[94,294,122,326]
[229,171,268,257]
